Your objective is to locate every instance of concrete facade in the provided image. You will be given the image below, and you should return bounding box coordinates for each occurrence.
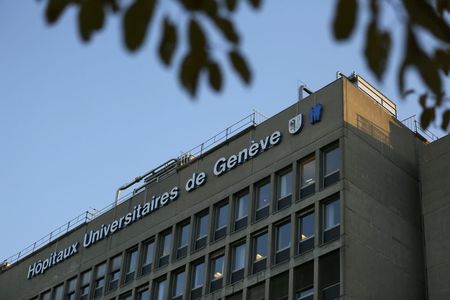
[0,76,448,300]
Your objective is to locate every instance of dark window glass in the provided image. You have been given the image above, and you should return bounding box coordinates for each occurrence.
[196,214,209,239]
[94,263,106,291]
[53,284,63,300]
[216,203,228,230]
[324,200,340,230]
[256,181,270,210]
[276,222,291,251]
[192,262,205,289]
[108,255,121,290]
[299,212,315,241]
[40,290,50,300]
[80,270,91,299]
[119,292,132,300]
[160,231,172,258]
[125,248,138,276]
[270,271,289,300]
[235,193,249,221]
[324,146,341,176]
[232,243,246,271]
[66,277,77,300]
[253,232,268,262]
[320,251,340,300]
[278,171,292,199]
[172,271,185,298]
[294,261,314,299]
[300,157,316,188]
[178,223,190,248]
[211,255,224,281]
[136,287,150,300]
[154,278,167,300]
[248,282,265,300]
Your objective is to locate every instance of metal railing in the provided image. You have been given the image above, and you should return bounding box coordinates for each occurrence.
[401,115,439,142]
[1,110,268,269]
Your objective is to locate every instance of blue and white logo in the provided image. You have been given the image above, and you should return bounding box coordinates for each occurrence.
[309,104,323,124]
[288,114,304,135]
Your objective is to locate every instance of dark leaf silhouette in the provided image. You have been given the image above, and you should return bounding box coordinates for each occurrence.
[333,0,358,40]
[123,0,156,52]
[212,16,240,45]
[419,93,427,108]
[434,49,450,75]
[364,21,391,80]
[45,0,70,24]
[248,0,262,9]
[442,109,450,130]
[158,17,178,66]
[189,19,207,51]
[437,0,450,15]
[208,62,223,91]
[79,0,105,42]
[420,107,435,129]
[229,50,251,84]
[226,0,238,11]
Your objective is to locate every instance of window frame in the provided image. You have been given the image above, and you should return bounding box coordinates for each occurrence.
[140,238,155,275]
[297,209,315,254]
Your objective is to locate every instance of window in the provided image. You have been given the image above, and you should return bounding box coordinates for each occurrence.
[66,277,77,300]
[79,270,91,300]
[323,198,340,243]
[214,201,228,240]
[172,270,185,300]
[277,169,292,210]
[300,156,316,198]
[234,192,248,231]
[210,254,224,292]
[40,290,50,300]
[124,247,138,284]
[248,282,265,300]
[230,242,245,283]
[270,271,289,300]
[108,255,122,292]
[158,230,172,267]
[154,277,167,300]
[53,284,63,300]
[255,179,270,221]
[136,286,150,300]
[141,239,154,275]
[275,221,291,264]
[323,144,341,187]
[176,221,190,259]
[320,251,340,300]
[298,211,315,254]
[194,211,209,250]
[294,261,314,300]
[191,260,205,300]
[252,231,268,274]
[119,292,132,300]
[93,263,106,298]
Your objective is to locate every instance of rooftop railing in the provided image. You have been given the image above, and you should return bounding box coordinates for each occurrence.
[1,111,267,269]
[401,115,439,142]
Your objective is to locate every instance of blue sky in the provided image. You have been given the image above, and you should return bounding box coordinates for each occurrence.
[0,1,445,261]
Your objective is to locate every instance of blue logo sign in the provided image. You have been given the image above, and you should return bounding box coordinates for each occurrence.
[309,104,323,124]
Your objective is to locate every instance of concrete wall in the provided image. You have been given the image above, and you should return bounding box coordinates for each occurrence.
[420,135,450,300]
[342,79,426,299]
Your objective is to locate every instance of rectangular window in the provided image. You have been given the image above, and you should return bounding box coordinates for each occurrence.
[210,254,224,292]
[230,242,245,283]
[66,277,77,300]
[40,290,50,300]
[248,282,265,300]
[92,263,106,298]
[108,255,122,292]
[158,230,172,267]
[176,221,190,259]
[136,286,150,300]
[252,231,268,274]
[298,211,315,254]
[275,221,291,264]
[323,144,341,188]
[53,284,63,300]
[214,201,228,240]
[141,239,154,275]
[277,170,292,210]
[294,261,314,300]
[154,277,167,300]
[323,198,340,243]
[172,270,185,300]
[119,292,132,300]
[320,251,340,300]
[270,271,289,300]
[255,180,270,221]
[234,192,248,231]
[191,260,204,300]
[79,270,91,300]
[194,211,209,250]
[124,248,138,284]
[300,156,316,199]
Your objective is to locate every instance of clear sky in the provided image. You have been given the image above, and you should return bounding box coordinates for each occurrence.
[0,1,445,261]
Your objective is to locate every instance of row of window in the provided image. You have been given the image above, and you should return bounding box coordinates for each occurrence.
[33,195,340,300]
[31,142,341,300]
